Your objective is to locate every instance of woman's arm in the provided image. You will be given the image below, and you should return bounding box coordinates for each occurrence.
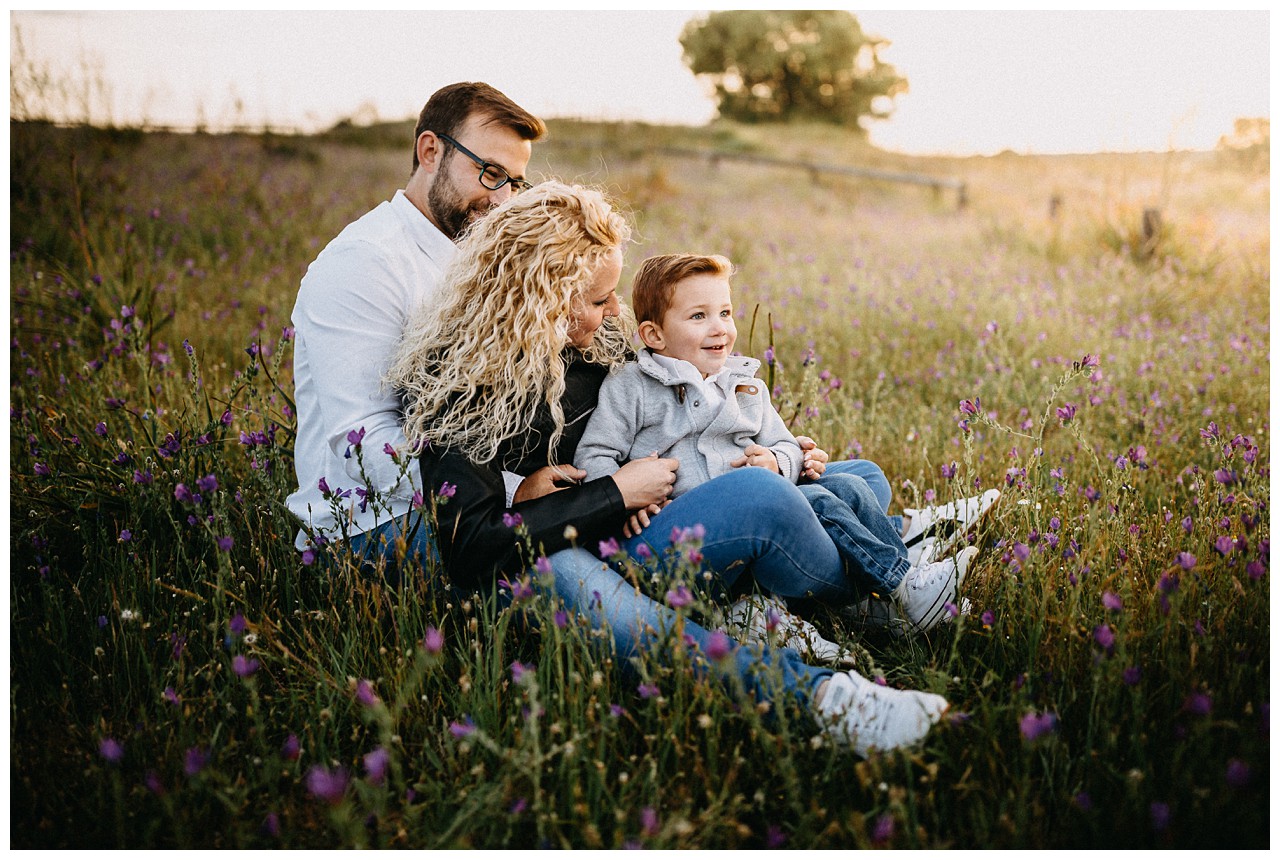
[423,448,628,589]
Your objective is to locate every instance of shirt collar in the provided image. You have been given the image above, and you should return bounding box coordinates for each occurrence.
[392,189,456,265]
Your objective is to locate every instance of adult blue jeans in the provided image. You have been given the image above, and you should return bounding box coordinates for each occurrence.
[801,473,910,599]
[347,502,833,707]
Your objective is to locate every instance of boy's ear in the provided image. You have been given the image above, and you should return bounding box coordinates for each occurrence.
[637,320,665,350]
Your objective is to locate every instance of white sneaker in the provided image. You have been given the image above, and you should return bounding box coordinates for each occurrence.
[893,546,978,635]
[723,594,857,667]
[907,535,939,568]
[902,489,1001,552]
[814,671,948,757]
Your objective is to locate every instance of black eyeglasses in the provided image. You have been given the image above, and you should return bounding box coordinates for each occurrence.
[435,132,532,193]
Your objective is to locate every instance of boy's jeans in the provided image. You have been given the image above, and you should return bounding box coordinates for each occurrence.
[801,473,911,599]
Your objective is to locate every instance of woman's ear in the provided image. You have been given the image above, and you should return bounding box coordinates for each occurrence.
[638,320,665,350]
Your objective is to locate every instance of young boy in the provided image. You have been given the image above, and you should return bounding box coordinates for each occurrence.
[574,254,979,654]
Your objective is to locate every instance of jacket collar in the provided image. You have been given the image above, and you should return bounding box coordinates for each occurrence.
[637,349,761,388]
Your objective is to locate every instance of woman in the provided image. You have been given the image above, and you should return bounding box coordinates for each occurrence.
[386,181,947,757]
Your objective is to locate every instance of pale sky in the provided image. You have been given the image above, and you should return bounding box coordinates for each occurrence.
[8,9,1271,155]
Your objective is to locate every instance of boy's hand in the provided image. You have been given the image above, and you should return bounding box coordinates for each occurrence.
[731,444,780,473]
[795,435,829,479]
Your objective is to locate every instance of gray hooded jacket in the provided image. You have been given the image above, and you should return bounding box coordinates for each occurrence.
[574,350,801,498]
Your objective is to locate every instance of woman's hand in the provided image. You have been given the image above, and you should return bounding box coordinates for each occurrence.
[622,502,665,539]
[795,435,829,480]
[612,454,678,510]
[730,443,780,473]
[512,464,586,503]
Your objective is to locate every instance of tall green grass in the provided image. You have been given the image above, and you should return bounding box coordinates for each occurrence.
[10,120,1269,847]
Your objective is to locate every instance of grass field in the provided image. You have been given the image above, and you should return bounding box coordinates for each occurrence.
[9,117,1269,848]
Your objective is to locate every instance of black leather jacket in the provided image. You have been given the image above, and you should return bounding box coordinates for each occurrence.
[419,352,628,590]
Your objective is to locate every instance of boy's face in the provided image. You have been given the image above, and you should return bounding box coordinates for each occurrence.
[640,273,737,378]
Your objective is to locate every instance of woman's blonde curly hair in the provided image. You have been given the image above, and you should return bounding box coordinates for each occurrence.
[387,181,634,465]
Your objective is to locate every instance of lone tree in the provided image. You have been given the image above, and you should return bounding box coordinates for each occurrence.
[680,10,906,129]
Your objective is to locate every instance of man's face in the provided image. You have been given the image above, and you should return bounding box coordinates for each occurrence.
[426,114,532,240]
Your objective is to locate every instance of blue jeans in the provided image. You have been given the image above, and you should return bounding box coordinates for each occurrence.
[801,473,909,598]
[823,458,904,533]
[622,468,858,604]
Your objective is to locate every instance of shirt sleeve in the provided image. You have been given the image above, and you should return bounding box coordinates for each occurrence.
[573,371,640,482]
[754,385,803,483]
[294,242,420,498]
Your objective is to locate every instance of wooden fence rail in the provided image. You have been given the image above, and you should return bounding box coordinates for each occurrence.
[545,139,968,209]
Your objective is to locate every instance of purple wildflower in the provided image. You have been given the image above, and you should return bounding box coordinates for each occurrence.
[282,734,301,760]
[981,609,996,627]
[118,529,132,542]
[437,481,457,500]
[765,824,787,848]
[958,397,980,416]
[1074,792,1093,811]
[1019,710,1058,742]
[704,630,732,662]
[1150,801,1171,833]
[346,427,365,449]
[1122,665,1143,686]
[183,746,209,777]
[1182,691,1213,717]
[534,556,554,576]
[449,717,477,738]
[363,747,390,785]
[173,483,195,504]
[597,536,621,557]
[423,627,443,653]
[229,613,247,635]
[1214,535,1235,556]
[553,610,569,628]
[502,512,523,528]
[216,536,233,552]
[1175,552,1196,570]
[511,660,532,684]
[99,737,124,764]
[640,806,659,837]
[233,654,260,678]
[1056,403,1076,423]
[871,813,895,844]
[1102,591,1123,612]
[145,771,166,796]
[163,686,180,706]
[355,679,379,707]
[665,585,693,608]
[1225,758,1252,789]
[301,549,316,566]
[637,682,660,699]
[940,461,957,479]
[510,797,528,815]
[261,812,280,838]
[1093,624,1115,654]
[306,765,349,804]
[32,462,51,477]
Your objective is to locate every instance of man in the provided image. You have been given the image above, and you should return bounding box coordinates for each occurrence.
[287,81,546,559]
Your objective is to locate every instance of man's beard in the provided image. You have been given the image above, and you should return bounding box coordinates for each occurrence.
[427,171,490,241]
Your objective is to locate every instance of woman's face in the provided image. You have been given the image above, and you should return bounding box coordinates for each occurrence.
[566,247,623,348]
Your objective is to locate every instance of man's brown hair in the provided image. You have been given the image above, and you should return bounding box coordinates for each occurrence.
[631,254,734,325]
[411,82,546,173]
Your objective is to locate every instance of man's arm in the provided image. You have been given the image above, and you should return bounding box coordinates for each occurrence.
[295,244,417,499]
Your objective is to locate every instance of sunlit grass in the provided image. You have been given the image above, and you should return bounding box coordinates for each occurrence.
[9,119,1268,848]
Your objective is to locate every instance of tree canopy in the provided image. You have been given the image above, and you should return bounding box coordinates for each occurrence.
[680,10,907,129]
